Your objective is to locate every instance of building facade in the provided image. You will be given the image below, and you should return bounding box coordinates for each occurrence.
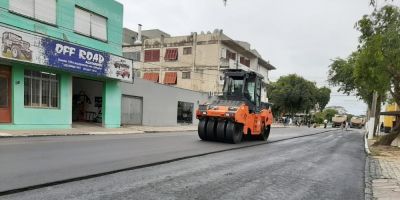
[123,28,276,102]
[120,79,209,126]
[0,0,132,130]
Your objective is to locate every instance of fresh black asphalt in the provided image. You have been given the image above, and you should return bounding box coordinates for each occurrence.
[0,128,365,199]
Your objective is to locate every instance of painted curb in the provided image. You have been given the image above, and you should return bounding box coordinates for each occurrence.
[364,130,371,155]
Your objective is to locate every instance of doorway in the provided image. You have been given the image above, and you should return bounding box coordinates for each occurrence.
[0,66,11,123]
[121,95,143,125]
[72,77,103,124]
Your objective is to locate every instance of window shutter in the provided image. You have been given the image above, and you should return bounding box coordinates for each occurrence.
[152,50,160,61]
[164,72,177,84]
[74,8,91,36]
[165,49,178,60]
[35,0,56,24]
[144,50,152,62]
[10,0,34,18]
[91,14,107,41]
[143,73,159,82]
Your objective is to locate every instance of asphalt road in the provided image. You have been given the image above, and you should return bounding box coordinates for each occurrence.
[0,127,332,193]
[2,128,365,200]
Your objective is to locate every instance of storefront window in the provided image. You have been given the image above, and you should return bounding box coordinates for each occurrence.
[24,70,59,108]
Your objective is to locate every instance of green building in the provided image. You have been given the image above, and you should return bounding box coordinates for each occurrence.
[0,0,132,130]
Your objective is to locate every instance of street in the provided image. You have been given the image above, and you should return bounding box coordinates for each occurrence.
[0,128,366,199]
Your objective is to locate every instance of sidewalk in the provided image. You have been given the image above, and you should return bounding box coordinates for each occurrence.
[0,123,288,137]
[368,139,400,200]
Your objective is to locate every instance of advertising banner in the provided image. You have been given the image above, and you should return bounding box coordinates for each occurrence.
[0,26,133,82]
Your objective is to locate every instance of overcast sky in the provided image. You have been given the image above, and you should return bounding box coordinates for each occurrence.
[115,0,389,115]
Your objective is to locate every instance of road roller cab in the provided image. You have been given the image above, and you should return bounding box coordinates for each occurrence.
[196,69,273,143]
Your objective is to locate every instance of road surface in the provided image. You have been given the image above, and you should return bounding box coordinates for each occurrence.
[1,128,365,199]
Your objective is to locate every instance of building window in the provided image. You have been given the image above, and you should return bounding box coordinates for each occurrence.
[177,101,194,124]
[74,7,108,41]
[240,56,250,67]
[226,50,236,60]
[144,49,160,62]
[9,0,56,25]
[164,48,178,61]
[24,70,59,108]
[183,47,192,55]
[182,72,191,79]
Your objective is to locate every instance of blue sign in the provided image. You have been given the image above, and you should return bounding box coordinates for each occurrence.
[0,26,133,82]
[42,38,111,77]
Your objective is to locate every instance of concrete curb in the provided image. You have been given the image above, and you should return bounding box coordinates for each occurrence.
[364,130,373,200]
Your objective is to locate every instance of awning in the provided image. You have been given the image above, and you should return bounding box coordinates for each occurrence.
[164,48,178,61]
[143,73,159,83]
[164,72,177,84]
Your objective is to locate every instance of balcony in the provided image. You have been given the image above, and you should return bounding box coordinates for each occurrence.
[220,59,250,71]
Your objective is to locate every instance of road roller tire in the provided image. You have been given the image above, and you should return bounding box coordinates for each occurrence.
[198,119,208,140]
[259,125,271,141]
[206,118,217,141]
[226,121,243,144]
[216,120,227,141]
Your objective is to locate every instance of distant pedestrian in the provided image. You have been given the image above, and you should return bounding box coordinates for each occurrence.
[341,121,346,132]
[380,122,384,132]
[324,119,328,129]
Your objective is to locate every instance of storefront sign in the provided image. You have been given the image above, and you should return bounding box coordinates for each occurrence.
[0,26,133,82]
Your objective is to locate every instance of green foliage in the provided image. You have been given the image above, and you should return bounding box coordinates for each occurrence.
[323,109,338,122]
[317,87,331,110]
[313,109,339,124]
[268,74,331,117]
[328,5,400,145]
[313,112,325,124]
[328,5,400,107]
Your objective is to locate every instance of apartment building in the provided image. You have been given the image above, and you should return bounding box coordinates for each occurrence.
[123,27,276,102]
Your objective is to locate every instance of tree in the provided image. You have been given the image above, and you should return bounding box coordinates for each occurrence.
[323,109,338,122]
[317,87,331,110]
[313,112,325,124]
[329,5,400,145]
[268,74,330,118]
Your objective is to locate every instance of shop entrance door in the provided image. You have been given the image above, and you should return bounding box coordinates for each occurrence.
[0,66,11,123]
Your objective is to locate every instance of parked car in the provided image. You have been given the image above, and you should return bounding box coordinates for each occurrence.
[2,32,32,60]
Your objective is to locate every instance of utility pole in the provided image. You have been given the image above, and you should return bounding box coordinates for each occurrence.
[368,91,378,139]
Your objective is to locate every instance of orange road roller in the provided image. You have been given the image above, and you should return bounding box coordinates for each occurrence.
[196,69,273,143]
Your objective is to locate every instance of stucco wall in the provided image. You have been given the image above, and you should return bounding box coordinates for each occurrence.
[121,78,210,126]
[0,0,123,55]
